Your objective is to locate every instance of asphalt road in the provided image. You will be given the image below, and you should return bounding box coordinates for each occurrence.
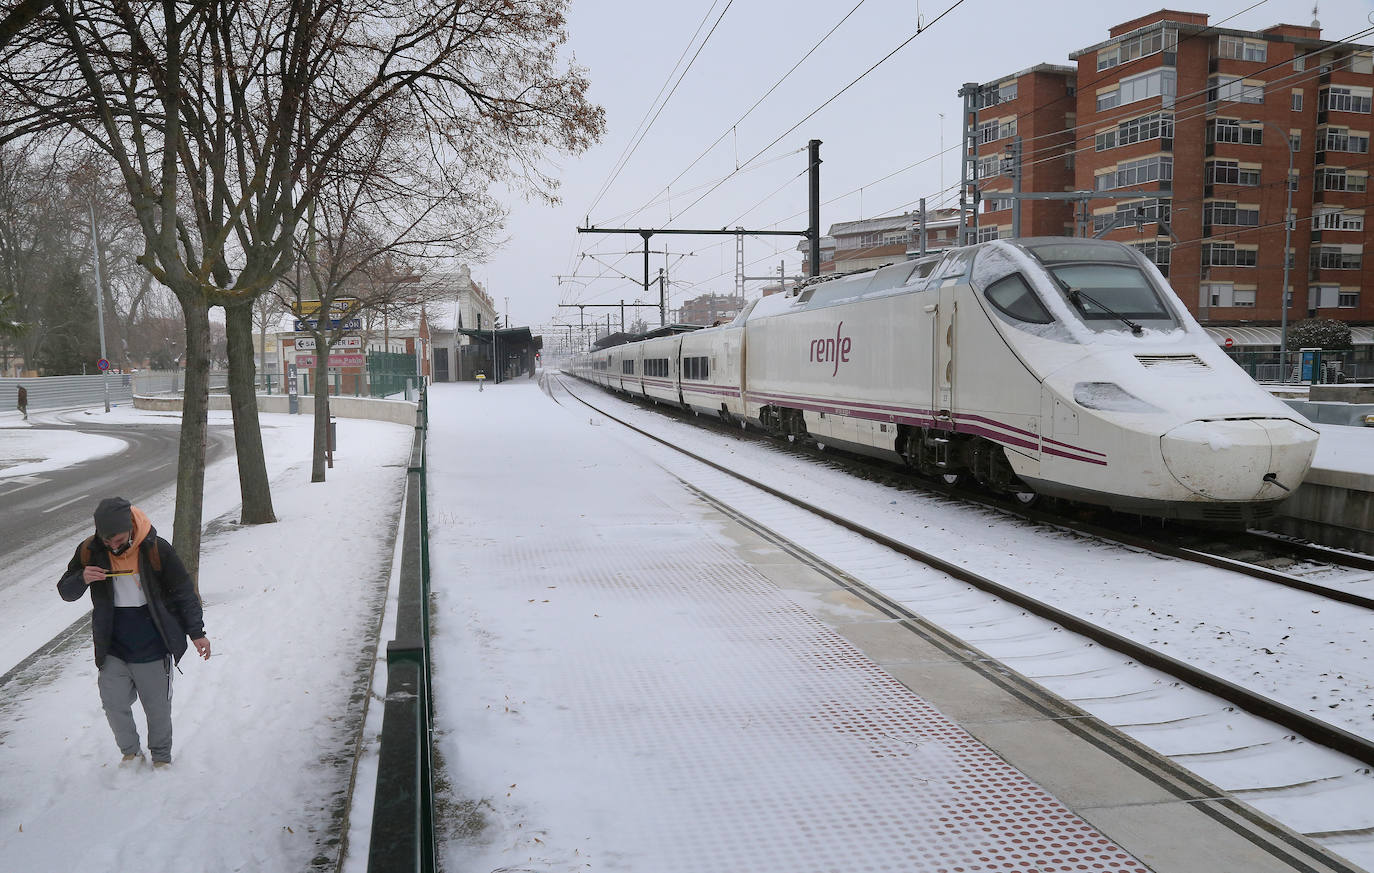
[0,417,234,564]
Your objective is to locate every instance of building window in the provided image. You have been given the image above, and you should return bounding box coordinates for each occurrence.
[1322,168,1369,192]
[1210,75,1264,104]
[976,153,1010,179]
[1313,208,1365,231]
[974,225,1002,243]
[1202,282,1234,306]
[1095,130,1117,151]
[1290,170,1300,191]
[978,119,999,144]
[1340,291,1360,308]
[1292,91,1303,111]
[1120,68,1177,108]
[1202,243,1258,266]
[1098,156,1173,190]
[974,81,1018,109]
[1290,131,1301,152]
[1218,36,1266,63]
[1294,53,1306,71]
[1093,199,1171,233]
[1353,52,1374,76]
[1320,85,1374,114]
[1232,288,1257,307]
[983,195,1014,212]
[1131,241,1171,276]
[1322,127,1370,153]
[1204,200,1259,226]
[1097,89,1120,112]
[999,118,1017,139]
[1210,119,1263,144]
[1097,27,1177,71]
[1207,161,1259,186]
[1311,245,1363,269]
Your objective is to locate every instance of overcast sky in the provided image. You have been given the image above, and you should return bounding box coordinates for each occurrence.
[474,0,1374,335]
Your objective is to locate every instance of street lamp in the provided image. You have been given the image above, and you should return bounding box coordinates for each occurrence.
[1242,119,1295,382]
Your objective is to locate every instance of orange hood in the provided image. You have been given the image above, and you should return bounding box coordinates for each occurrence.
[108,505,152,574]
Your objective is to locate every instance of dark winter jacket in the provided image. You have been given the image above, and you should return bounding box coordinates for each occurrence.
[57,512,205,668]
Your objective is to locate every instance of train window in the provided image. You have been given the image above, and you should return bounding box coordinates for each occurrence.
[985,273,1054,324]
[622,360,635,375]
[1049,263,1174,322]
[682,356,709,380]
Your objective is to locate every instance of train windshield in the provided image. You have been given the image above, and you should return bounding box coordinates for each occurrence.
[1026,242,1179,333]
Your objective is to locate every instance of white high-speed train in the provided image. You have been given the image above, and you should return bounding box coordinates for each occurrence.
[569,237,1318,523]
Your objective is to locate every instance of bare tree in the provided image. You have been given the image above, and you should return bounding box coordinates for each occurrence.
[1,0,603,578]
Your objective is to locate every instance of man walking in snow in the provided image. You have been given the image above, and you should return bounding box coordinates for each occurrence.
[57,497,211,768]
[16,384,26,419]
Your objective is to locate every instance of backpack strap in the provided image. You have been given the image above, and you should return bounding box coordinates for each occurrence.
[147,538,162,573]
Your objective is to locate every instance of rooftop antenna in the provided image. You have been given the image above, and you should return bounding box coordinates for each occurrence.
[1311,3,1320,28]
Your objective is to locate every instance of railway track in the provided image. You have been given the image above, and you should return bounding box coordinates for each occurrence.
[557,373,1374,612]
[546,371,1374,872]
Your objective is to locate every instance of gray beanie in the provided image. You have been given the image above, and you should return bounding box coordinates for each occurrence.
[94,497,133,538]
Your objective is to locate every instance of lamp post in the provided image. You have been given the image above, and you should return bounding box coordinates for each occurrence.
[1244,119,1295,382]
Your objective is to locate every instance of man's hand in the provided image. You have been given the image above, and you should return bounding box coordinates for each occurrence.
[82,566,106,585]
[192,637,211,660]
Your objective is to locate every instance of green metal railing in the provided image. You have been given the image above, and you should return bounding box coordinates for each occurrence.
[368,351,420,398]
[368,384,436,872]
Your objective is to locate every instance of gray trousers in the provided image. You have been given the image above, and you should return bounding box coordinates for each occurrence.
[98,655,174,763]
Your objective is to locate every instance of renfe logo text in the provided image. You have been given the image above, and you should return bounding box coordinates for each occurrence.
[810,322,851,377]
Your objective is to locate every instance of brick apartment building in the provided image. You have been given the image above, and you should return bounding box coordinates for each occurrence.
[798,208,963,275]
[966,9,1374,330]
[679,293,746,326]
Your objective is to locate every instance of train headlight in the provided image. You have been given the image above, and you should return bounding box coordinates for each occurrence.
[1073,382,1163,413]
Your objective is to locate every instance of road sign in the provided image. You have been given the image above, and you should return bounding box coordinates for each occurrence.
[295,335,361,351]
[294,318,362,331]
[1223,337,1234,348]
[294,297,359,317]
[96,358,110,371]
[296,354,366,367]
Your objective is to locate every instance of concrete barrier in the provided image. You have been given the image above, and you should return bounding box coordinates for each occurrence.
[134,393,418,425]
[1281,399,1374,427]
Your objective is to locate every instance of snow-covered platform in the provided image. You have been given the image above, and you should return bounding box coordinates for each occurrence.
[424,376,1349,873]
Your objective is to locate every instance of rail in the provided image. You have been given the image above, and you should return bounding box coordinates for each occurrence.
[367,384,436,873]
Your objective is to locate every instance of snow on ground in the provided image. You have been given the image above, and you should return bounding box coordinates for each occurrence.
[0,402,413,873]
[0,421,127,475]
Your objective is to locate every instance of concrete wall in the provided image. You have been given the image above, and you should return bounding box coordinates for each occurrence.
[1282,399,1374,426]
[134,393,418,426]
[1267,475,1374,554]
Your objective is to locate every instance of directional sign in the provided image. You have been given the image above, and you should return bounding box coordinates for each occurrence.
[296,335,361,351]
[294,297,358,317]
[294,318,362,331]
[296,354,366,367]
[97,358,110,371]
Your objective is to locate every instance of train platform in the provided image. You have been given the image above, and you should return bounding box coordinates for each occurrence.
[1268,422,1374,552]
[423,375,1355,873]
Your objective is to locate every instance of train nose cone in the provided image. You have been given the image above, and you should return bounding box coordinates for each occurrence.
[1161,419,1318,500]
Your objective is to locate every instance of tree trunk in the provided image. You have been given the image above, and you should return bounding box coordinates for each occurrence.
[173,297,212,587]
[224,300,277,524]
[312,354,330,482]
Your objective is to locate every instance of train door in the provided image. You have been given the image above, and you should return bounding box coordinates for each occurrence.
[932,283,957,429]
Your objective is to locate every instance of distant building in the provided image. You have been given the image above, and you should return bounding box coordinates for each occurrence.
[428,265,500,381]
[679,293,745,326]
